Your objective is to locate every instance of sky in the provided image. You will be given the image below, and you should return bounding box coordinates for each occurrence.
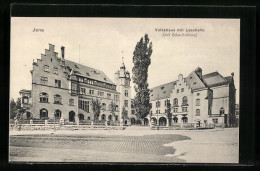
[10,17,240,103]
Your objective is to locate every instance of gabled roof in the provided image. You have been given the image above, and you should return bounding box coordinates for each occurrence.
[202,71,230,88]
[150,81,176,101]
[65,60,115,85]
[185,71,207,90]
[150,70,232,100]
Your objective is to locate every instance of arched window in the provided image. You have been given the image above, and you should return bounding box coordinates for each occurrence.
[40,108,48,118]
[182,116,188,123]
[196,99,200,106]
[182,96,188,105]
[101,114,106,121]
[173,98,178,105]
[108,115,112,121]
[115,115,118,121]
[54,94,62,104]
[173,117,178,123]
[181,88,184,92]
[196,109,200,116]
[79,114,84,120]
[55,109,62,119]
[220,107,225,114]
[40,92,48,103]
[87,116,91,120]
[177,89,179,93]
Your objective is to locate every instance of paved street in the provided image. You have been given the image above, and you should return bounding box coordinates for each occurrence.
[9,127,239,163]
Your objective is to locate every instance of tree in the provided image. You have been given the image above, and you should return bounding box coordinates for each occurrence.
[132,34,153,119]
[10,98,17,119]
[165,101,172,126]
[91,98,101,121]
[15,98,26,121]
[121,106,128,121]
[109,100,117,117]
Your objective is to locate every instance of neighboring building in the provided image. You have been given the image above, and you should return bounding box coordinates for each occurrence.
[148,67,236,127]
[19,44,120,123]
[235,104,239,127]
[114,59,137,125]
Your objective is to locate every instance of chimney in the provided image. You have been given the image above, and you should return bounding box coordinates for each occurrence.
[195,67,202,78]
[61,46,65,59]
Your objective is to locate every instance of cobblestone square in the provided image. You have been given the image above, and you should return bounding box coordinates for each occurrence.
[9,127,238,163]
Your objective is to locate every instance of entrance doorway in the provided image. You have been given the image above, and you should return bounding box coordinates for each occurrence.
[144,118,149,126]
[69,111,75,122]
[131,118,136,125]
[159,117,167,126]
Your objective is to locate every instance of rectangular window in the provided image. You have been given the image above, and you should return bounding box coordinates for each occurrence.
[40,76,48,85]
[107,93,111,99]
[124,100,128,107]
[53,67,58,74]
[89,89,94,95]
[44,65,49,72]
[98,91,104,96]
[55,80,61,88]
[125,90,128,97]
[174,108,178,113]
[69,99,74,106]
[114,94,118,101]
[213,118,218,124]
[156,101,161,107]
[71,82,77,94]
[182,107,188,112]
[23,97,29,104]
[80,88,86,94]
[79,100,89,112]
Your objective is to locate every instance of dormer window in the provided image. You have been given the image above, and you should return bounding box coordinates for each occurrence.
[74,64,79,68]
[193,82,197,85]
[104,77,107,81]
[161,86,164,90]
[79,77,83,82]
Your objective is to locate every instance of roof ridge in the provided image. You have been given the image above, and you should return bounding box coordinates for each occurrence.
[151,80,177,89]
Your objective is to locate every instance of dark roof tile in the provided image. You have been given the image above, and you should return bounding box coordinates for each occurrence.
[65,60,115,85]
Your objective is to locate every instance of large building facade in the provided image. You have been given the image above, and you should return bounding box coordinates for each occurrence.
[19,44,129,124]
[18,44,236,127]
[148,67,236,127]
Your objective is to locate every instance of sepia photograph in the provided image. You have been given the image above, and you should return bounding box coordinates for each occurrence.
[9,17,240,163]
